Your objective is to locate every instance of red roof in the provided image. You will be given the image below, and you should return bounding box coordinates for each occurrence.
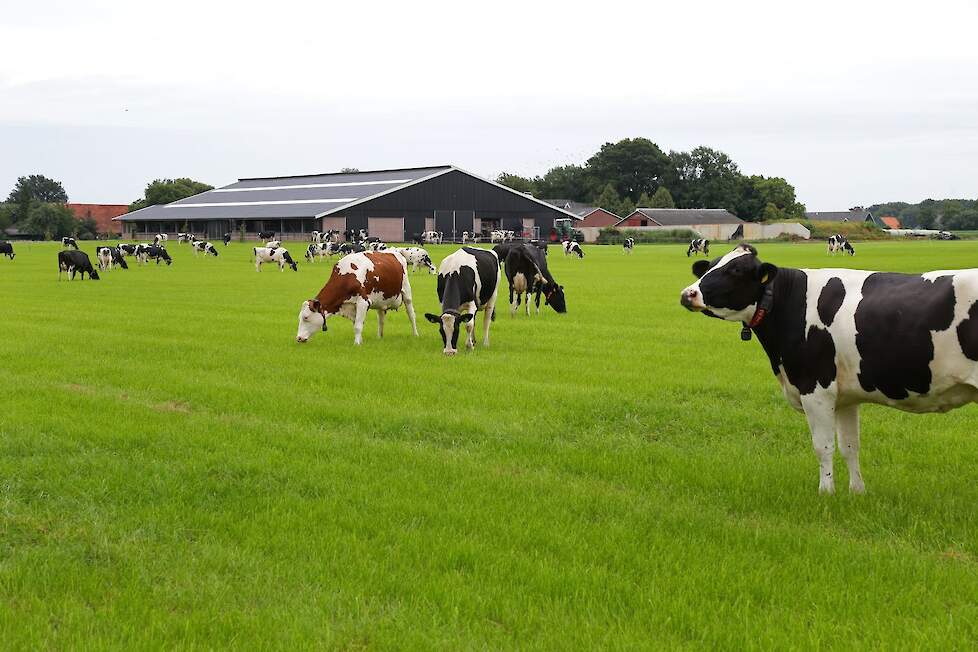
[67,203,129,234]
[880,216,901,229]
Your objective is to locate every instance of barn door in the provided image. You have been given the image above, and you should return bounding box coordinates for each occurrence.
[455,210,474,238]
[435,210,454,239]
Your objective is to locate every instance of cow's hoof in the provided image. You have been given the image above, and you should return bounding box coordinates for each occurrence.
[849,480,866,494]
[818,481,835,495]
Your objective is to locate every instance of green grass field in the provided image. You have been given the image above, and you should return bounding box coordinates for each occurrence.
[2,238,978,649]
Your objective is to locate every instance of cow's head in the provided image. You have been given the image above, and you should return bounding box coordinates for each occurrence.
[282,251,298,271]
[422,255,436,274]
[295,299,332,342]
[680,244,777,322]
[544,284,567,313]
[424,311,474,356]
[160,249,173,265]
[89,268,101,280]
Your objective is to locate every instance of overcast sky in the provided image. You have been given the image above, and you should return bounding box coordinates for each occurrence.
[1,0,976,210]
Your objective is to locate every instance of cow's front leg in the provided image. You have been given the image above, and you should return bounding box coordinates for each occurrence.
[465,309,476,349]
[802,394,837,494]
[377,309,386,339]
[353,298,369,345]
[482,301,494,347]
[836,404,865,494]
[510,284,517,316]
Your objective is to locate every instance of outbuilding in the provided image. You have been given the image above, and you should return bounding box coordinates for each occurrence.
[115,165,577,241]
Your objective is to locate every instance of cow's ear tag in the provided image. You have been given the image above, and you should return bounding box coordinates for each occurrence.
[760,273,769,284]
[741,324,752,341]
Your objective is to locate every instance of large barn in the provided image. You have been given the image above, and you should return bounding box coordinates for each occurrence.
[115,165,577,242]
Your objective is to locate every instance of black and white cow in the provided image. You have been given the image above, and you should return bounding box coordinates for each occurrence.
[305,243,325,262]
[562,240,584,258]
[96,246,129,270]
[117,243,139,257]
[681,243,978,494]
[223,232,232,246]
[367,241,387,252]
[265,240,282,249]
[311,230,323,244]
[61,237,79,249]
[0,241,15,259]
[135,244,172,265]
[393,247,436,274]
[177,232,194,243]
[504,243,567,316]
[258,231,275,241]
[192,240,219,257]
[687,238,710,257]
[254,246,298,271]
[424,247,500,355]
[828,235,855,256]
[623,237,635,254]
[153,233,168,246]
[58,250,100,280]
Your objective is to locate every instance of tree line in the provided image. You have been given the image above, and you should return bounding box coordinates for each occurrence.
[869,198,978,231]
[0,175,213,239]
[496,138,806,222]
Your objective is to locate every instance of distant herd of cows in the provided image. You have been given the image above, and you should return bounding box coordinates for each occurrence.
[3,227,976,494]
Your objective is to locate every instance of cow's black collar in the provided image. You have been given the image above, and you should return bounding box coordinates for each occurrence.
[741,280,776,341]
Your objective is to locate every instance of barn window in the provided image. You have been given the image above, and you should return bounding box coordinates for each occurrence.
[640,219,649,226]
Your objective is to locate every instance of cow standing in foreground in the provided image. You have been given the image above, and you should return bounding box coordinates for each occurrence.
[687,239,709,257]
[623,237,635,254]
[425,247,500,355]
[296,250,418,345]
[681,244,978,494]
[504,244,567,316]
[58,250,100,280]
[0,241,15,259]
[828,235,855,255]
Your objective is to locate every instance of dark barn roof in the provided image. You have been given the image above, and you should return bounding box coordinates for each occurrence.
[541,199,595,219]
[618,208,744,226]
[116,166,578,222]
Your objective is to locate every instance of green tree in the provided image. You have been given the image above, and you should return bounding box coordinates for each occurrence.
[666,147,743,212]
[619,197,636,218]
[495,172,536,195]
[585,138,670,202]
[7,174,68,223]
[917,203,937,229]
[942,208,978,230]
[76,217,99,239]
[750,176,804,217]
[24,203,77,240]
[0,203,15,232]
[129,178,213,211]
[595,183,623,215]
[637,192,653,208]
[649,186,675,208]
[534,165,588,201]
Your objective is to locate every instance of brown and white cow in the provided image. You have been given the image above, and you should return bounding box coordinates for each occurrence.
[295,250,419,345]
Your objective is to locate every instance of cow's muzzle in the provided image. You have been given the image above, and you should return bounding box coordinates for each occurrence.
[681,288,704,311]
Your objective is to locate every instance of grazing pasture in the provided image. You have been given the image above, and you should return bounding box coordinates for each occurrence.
[2,239,978,648]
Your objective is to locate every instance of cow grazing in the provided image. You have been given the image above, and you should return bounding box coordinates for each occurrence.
[367,241,387,252]
[258,231,275,241]
[265,240,282,249]
[153,233,168,246]
[562,240,584,258]
[0,241,15,259]
[424,247,499,355]
[177,232,194,243]
[828,235,855,256]
[61,237,79,249]
[687,239,710,257]
[504,244,567,316]
[58,250,100,280]
[680,243,978,494]
[254,246,298,272]
[305,243,325,262]
[223,232,232,246]
[393,247,436,274]
[136,244,172,265]
[95,246,128,270]
[192,240,219,257]
[118,243,138,257]
[623,237,635,254]
[296,250,418,345]
[491,242,522,266]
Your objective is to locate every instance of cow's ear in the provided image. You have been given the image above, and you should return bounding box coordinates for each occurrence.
[310,299,321,311]
[459,313,474,323]
[758,262,778,285]
[692,260,711,278]
[424,313,441,323]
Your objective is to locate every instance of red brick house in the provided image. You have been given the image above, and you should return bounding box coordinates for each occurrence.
[542,199,619,227]
[67,203,128,235]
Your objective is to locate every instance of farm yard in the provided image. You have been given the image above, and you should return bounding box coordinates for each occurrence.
[2,238,978,648]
